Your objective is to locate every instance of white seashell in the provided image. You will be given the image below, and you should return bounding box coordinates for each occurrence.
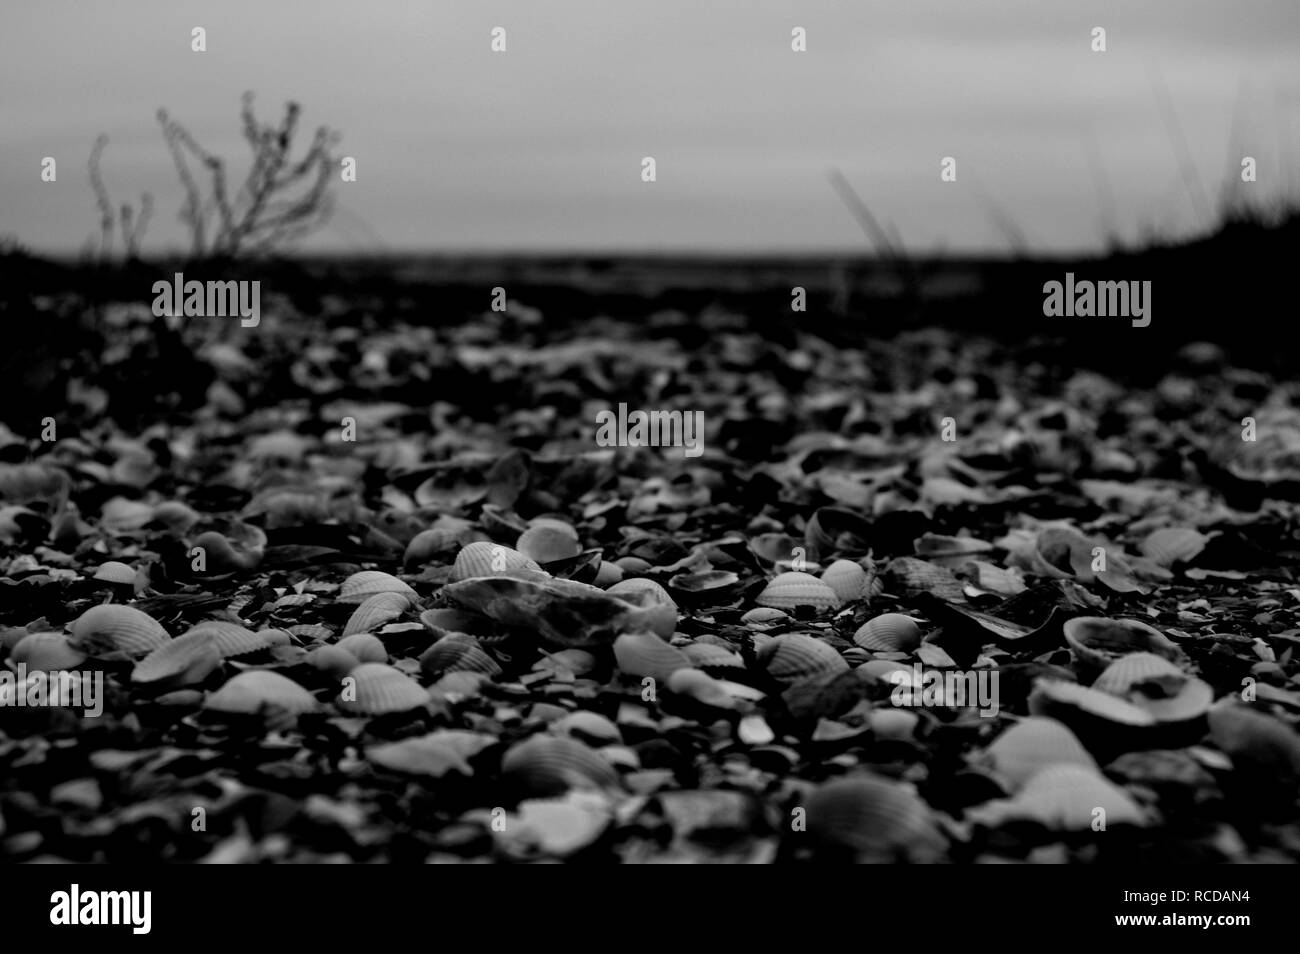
[612,631,691,682]
[968,764,1147,830]
[69,604,170,658]
[755,572,840,611]
[204,671,318,716]
[760,633,848,685]
[452,541,543,581]
[337,662,429,715]
[820,560,870,604]
[132,632,224,688]
[183,621,268,658]
[92,561,137,585]
[342,592,410,637]
[980,717,1099,790]
[335,632,389,664]
[666,668,736,709]
[853,613,922,652]
[337,570,418,603]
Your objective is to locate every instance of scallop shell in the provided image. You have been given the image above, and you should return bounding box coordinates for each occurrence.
[1092,653,1213,723]
[204,670,318,716]
[337,570,418,603]
[306,644,359,678]
[1062,617,1184,679]
[612,631,692,682]
[980,716,1099,791]
[69,604,170,658]
[132,631,224,688]
[741,607,791,626]
[337,662,429,714]
[760,633,849,685]
[183,621,269,658]
[968,764,1147,830]
[517,524,582,564]
[551,711,622,746]
[800,775,947,862]
[342,591,410,637]
[681,642,745,671]
[605,579,677,638]
[666,667,736,709]
[92,561,137,585]
[335,632,389,664]
[821,560,870,605]
[10,633,87,672]
[419,633,502,679]
[452,541,544,581]
[501,734,621,796]
[755,572,840,612]
[853,613,922,652]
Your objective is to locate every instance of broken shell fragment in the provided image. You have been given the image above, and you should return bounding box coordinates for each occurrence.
[1091,652,1213,724]
[1062,617,1185,680]
[605,578,678,638]
[968,764,1147,830]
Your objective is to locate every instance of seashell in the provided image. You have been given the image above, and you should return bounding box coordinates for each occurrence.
[748,532,804,566]
[419,607,481,636]
[183,621,269,658]
[1140,527,1209,567]
[1207,702,1300,778]
[804,507,873,561]
[452,541,544,581]
[69,604,170,658]
[150,500,200,535]
[132,632,224,689]
[799,775,946,862]
[755,572,840,612]
[552,711,622,746]
[342,591,410,637]
[1062,617,1184,680]
[666,667,736,709]
[882,557,966,602]
[855,659,915,686]
[286,623,333,643]
[593,560,623,588]
[204,670,318,716]
[605,579,678,638]
[613,556,653,575]
[419,633,502,679]
[821,560,870,605]
[760,633,849,685]
[517,524,582,564]
[534,648,597,677]
[738,713,775,745]
[853,613,922,652]
[306,644,359,678]
[968,764,1147,830]
[612,631,691,682]
[337,662,430,715]
[869,708,920,741]
[91,561,137,585]
[337,570,418,603]
[741,607,790,626]
[191,530,262,574]
[335,632,389,664]
[1092,652,1212,723]
[10,633,86,672]
[681,642,745,671]
[501,734,621,796]
[0,462,71,512]
[979,717,1099,791]
[404,526,480,567]
[367,730,496,778]
[257,628,293,648]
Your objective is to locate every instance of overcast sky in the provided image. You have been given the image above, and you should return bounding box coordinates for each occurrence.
[3,0,1298,255]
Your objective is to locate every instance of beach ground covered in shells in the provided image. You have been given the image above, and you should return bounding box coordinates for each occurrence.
[2,275,1299,863]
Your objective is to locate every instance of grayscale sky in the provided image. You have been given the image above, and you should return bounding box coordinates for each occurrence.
[2,0,1298,255]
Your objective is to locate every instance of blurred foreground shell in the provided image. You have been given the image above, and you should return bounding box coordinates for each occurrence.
[10,633,87,672]
[342,592,410,637]
[760,633,849,685]
[979,717,1098,791]
[799,775,946,862]
[91,561,137,585]
[666,667,736,709]
[452,541,545,581]
[419,633,502,679]
[204,671,318,716]
[613,631,691,682]
[755,572,840,612]
[337,662,429,715]
[367,730,496,778]
[1207,702,1300,779]
[968,764,1147,830]
[853,613,922,652]
[1062,617,1184,679]
[132,632,224,689]
[306,644,359,678]
[69,604,170,658]
[501,734,621,796]
[338,570,418,603]
[192,530,263,573]
[821,560,870,605]
[1091,652,1212,723]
